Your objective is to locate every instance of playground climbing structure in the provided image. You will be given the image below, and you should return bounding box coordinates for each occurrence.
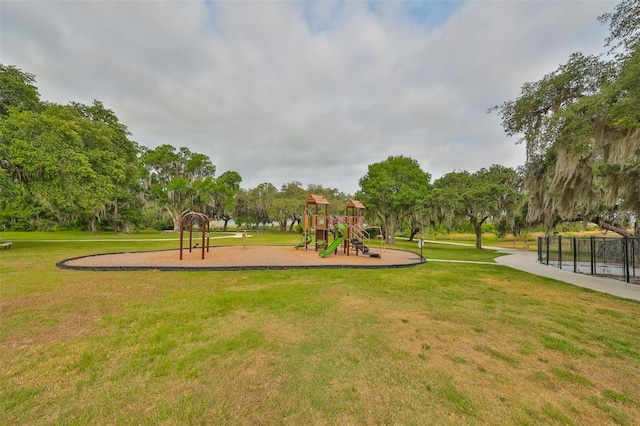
[344,199,380,258]
[302,194,330,252]
[300,195,381,258]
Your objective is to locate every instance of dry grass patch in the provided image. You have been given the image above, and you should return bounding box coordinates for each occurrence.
[318,270,640,425]
[1,271,164,348]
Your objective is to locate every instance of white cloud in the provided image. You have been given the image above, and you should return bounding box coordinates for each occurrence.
[1,0,617,194]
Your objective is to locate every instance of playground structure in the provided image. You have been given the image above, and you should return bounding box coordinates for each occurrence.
[57,203,426,271]
[299,195,381,259]
[179,212,210,260]
[175,200,380,263]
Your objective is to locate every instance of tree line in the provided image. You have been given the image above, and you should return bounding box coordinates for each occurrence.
[0,63,521,249]
[0,70,354,234]
[1,1,638,246]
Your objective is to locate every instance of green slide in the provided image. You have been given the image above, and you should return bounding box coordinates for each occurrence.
[319,224,346,257]
[294,233,313,249]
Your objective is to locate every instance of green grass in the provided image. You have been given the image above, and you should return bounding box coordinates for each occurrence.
[1,231,639,424]
[1,229,182,240]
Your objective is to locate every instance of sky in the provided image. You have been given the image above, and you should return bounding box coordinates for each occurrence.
[1,0,617,195]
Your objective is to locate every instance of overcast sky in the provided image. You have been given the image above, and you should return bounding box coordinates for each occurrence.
[1,0,616,195]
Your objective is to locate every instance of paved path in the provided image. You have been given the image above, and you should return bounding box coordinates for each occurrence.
[491,246,639,301]
[420,240,639,301]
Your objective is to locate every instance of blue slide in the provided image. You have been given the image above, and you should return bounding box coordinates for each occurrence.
[319,224,346,257]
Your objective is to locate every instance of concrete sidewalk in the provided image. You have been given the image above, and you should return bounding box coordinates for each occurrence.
[493,247,639,301]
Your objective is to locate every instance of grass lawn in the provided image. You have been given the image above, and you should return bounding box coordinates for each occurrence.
[1,231,639,424]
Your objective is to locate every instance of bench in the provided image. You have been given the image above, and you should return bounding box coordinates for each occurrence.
[0,242,13,250]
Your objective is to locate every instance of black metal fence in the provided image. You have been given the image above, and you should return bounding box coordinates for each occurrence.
[538,236,639,285]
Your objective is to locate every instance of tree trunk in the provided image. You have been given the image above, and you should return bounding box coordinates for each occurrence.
[387,215,397,245]
[88,215,98,233]
[472,215,488,249]
[288,216,300,232]
[168,207,181,231]
[408,227,420,242]
[474,223,483,249]
[288,216,297,232]
[544,224,555,237]
[222,217,229,232]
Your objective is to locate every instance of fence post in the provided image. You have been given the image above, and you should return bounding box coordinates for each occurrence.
[546,236,550,266]
[633,238,637,280]
[558,235,563,269]
[573,237,577,273]
[538,237,542,263]
[623,237,630,283]
[590,236,595,275]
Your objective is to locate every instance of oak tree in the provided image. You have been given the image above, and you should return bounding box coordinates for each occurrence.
[357,156,431,245]
[433,165,520,249]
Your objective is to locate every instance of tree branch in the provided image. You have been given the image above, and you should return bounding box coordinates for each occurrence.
[592,216,633,237]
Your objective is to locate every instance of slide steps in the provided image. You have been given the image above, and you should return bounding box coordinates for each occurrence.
[350,238,380,258]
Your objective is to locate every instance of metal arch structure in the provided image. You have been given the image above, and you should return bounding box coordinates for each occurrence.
[179,212,211,260]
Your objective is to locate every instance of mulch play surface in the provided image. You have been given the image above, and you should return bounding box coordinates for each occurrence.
[58,245,424,271]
